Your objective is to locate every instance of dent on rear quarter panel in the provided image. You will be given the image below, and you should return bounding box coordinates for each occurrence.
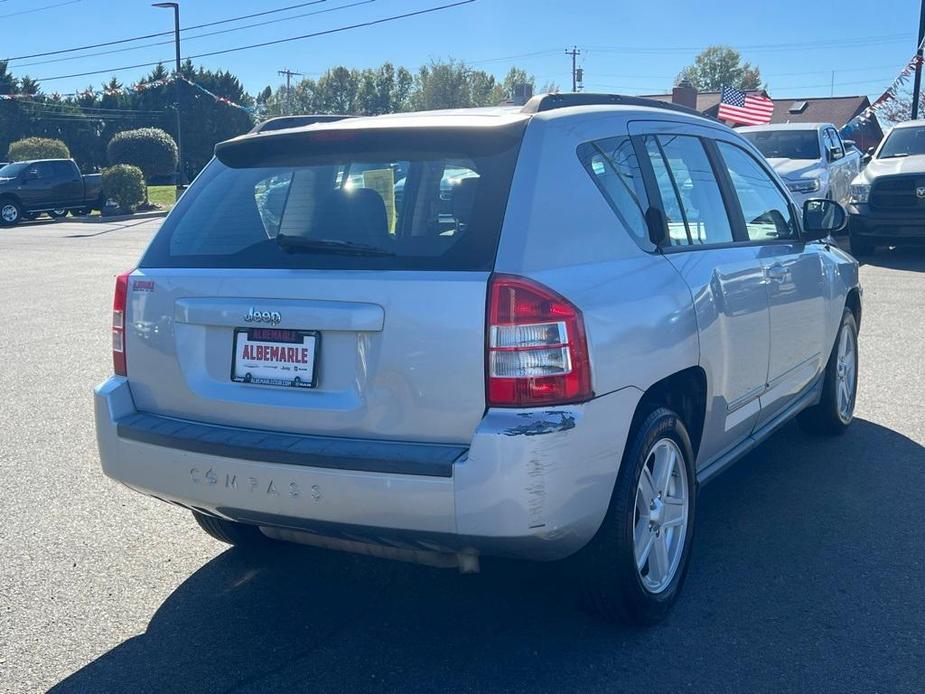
[457,387,643,559]
[502,410,576,437]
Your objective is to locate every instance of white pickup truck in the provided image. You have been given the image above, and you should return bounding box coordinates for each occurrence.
[739,122,862,208]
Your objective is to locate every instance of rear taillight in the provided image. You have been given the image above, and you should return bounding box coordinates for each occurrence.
[486,275,592,407]
[112,270,131,376]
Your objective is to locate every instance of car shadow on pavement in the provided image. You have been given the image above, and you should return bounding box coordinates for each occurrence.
[51,418,925,694]
[857,246,925,272]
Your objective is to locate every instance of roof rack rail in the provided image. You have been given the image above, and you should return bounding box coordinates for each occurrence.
[521,92,707,119]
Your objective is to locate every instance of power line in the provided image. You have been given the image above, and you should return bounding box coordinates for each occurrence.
[469,49,562,65]
[16,100,166,114]
[4,0,329,62]
[14,0,377,70]
[17,111,162,121]
[181,1,477,63]
[0,0,80,19]
[14,99,166,115]
[35,1,477,83]
[592,63,916,81]
[583,33,915,55]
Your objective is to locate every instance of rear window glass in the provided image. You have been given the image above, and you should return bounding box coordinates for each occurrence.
[141,126,524,271]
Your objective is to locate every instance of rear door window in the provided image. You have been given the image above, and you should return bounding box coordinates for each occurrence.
[643,135,734,246]
[50,161,74,178]
[142,127,523,271]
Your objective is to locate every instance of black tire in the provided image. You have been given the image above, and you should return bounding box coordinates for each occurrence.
[47,209,68,219]
[0,198,23,227]
[580,407,697,625]
[798,308,859,436]
[70,207,91,217]
[192,511,269,547]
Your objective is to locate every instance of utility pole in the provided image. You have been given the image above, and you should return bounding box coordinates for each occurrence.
[565,46,581,92]
[830,70,835,98]
[153,2,183,194]
[912,0,925,119]
[278,68,303,115]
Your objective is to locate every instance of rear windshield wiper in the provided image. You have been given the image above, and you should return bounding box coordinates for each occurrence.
[276,234,395,256]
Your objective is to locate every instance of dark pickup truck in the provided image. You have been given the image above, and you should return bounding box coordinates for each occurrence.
[847,120,925,255]
[0,159,104,226]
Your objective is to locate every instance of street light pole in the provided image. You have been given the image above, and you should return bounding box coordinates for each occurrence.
[153,2,184,194]
[912,0,925,119]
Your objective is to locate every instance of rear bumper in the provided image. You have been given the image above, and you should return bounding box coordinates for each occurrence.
[848,204,925,243]
[95,377,641,561]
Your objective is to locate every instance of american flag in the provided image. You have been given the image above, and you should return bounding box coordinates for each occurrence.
[717,85,774,126]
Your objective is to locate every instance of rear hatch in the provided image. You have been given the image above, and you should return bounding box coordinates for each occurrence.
[125,122,525,444]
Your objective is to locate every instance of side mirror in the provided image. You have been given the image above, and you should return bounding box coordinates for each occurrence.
[827,146,843,162]
[802,198,847,240]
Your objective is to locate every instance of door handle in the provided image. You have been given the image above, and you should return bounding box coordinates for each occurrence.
[765,264,788,283]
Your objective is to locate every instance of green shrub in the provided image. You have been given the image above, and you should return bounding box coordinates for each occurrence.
[7,137,70,162]
[107,128,178,181]
[102,164,146,213]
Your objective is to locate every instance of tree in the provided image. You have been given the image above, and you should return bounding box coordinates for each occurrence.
[7,136,70,161]
[355,63,414,114]
[500,67,533,100]
[411,60,500,111]
[677,46,762,91]
[314,66,359,114]
[872,84,924,126]
[538,81,561,95]
[19,76,39,95]
[173,61,255,178]
[0,60,16,95]
[107,127,178,202]
[256,85,273,105]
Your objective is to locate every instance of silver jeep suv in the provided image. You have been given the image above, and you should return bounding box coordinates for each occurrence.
[95,93,861,624]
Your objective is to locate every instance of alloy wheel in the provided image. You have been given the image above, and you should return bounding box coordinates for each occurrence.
[633,437,689,594]
[836,325,857,424]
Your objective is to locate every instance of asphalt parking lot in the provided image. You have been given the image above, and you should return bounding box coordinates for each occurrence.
[1,217,923,693]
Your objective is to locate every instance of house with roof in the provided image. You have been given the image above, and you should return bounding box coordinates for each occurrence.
[643,82,884,151]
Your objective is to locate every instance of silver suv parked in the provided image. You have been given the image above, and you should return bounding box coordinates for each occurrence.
[95,94,861,624]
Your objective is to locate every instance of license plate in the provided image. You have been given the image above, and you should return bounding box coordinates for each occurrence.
[231,328,319,388]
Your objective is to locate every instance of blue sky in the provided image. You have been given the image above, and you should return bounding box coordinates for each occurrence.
[1,0,920,100]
